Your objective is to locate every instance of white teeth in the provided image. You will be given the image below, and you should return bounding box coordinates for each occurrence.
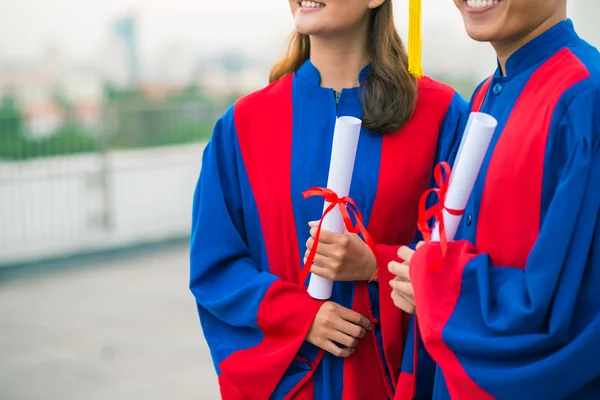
[300,1,325,8]
[465,0,499,9]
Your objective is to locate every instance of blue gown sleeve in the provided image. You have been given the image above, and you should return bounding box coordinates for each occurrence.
[410,87,600,399]
[189,107,324,400]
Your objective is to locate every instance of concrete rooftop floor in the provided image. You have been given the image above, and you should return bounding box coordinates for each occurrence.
[0,245,220,400]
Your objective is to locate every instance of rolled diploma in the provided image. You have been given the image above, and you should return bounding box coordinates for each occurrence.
[307,116,362,300]
[431,112,498,242]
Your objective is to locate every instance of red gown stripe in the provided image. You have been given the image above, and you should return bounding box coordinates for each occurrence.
[476,48,590,268]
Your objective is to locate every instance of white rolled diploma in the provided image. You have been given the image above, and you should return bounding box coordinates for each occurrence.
[431,112,498,242]
[307,116,362,300]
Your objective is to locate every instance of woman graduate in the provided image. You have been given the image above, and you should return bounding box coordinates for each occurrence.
[390,0,600,399]
[189,0,467,398]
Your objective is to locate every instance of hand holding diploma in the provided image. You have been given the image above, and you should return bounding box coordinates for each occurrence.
[388,243,424,314]
[300,116,378,300]
[303,220,377,282]
[388,112,497,312]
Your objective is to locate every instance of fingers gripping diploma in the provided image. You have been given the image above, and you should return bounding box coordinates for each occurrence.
[304,221,377,281]
[306,301,372,357]
[388,243,423,314]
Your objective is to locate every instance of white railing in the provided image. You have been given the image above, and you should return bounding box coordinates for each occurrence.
[0,143,205,266]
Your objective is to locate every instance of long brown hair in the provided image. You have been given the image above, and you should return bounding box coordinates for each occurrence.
[269,1,417,134]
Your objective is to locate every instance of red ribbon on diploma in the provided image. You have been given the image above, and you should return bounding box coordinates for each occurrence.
[417,162,464,272]
[299,187,379,287]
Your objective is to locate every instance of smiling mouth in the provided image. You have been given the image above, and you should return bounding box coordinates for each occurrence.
[464,0,501,10]
[298,1,325,9]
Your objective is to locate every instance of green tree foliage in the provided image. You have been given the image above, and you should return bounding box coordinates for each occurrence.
[0,83,234,160]
[109,83,217,149]
[0,92,98,160]
[0,94,23,139]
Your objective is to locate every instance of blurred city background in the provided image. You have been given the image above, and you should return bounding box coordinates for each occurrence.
[0,1,598,399]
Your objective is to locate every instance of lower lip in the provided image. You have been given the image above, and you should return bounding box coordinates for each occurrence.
[299,6,324,12]
[464,1,502,14]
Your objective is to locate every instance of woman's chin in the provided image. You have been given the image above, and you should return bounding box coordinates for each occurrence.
[295,27,322,37]
[294,23,317,36]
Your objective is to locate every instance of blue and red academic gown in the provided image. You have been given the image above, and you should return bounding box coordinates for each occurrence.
[410,19,600,400]
[189,59,467,400]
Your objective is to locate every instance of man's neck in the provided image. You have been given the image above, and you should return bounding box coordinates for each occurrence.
[493,13,566,76]
[309,30,370,91]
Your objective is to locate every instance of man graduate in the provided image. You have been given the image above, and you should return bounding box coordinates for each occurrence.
[390,0,600,399]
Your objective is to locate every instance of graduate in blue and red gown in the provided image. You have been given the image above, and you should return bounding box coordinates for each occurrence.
[189,0,468,398]
[389,0,600,398]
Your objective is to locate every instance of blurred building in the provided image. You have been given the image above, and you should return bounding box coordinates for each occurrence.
[108,15,140,87]
[0,45,103,137]
[194,52,268,96]
[151,43,196,85]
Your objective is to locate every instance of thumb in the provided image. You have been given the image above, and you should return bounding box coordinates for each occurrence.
[342,224,356,237]
[342,223,358,235]
[397,246,415,263]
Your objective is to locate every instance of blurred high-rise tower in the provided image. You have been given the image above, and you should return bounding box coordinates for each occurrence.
[104,15,140,88]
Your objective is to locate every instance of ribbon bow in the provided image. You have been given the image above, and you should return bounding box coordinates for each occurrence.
[299,187,379,286]
[417,162,464,272]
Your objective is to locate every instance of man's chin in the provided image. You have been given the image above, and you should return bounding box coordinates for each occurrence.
[464,26,497,43]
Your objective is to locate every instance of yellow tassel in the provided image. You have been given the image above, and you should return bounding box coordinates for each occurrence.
[408,0,423,78]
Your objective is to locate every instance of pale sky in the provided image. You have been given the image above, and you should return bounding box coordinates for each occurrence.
[0,0,469,61]
[0,0,597,80]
